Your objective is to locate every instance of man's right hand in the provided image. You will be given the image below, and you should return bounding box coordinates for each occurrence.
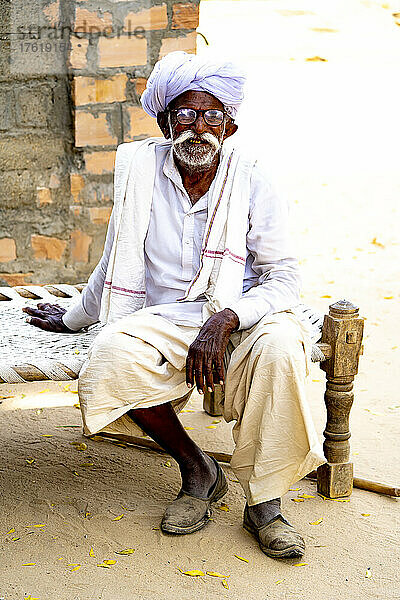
[22,303,74,333]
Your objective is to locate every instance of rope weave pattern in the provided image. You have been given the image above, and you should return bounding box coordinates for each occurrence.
[0,286,326,384]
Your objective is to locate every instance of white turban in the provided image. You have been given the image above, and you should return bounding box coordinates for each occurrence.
[141,51,246,119]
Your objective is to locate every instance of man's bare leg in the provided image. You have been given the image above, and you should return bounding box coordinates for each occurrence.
[128,402,217,497]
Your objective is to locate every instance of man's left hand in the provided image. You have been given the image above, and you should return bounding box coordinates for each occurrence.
[186,308,239,394]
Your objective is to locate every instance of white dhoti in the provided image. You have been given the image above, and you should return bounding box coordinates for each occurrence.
[78,308,325,505]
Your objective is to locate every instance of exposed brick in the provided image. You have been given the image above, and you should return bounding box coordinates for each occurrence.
[36,187,52,206]
[159,32,197,58]
[75,8,112,33]
[124,5,168,32]
[124,106,161,140]
[84,150,116,174]
[0,238,17,262]
[75,111,117,147]
[69,36,89,69]
[43,1,59,27]
[16,88,50,128]
[172,3,200,29]
[98,36,147,68]
[73,74,127,106]
[89,206,112,224]
[134,77,147,97]
[0,273,33,286]
[70,174,85,202]
[31,235,67,261]
[71,230,92,263]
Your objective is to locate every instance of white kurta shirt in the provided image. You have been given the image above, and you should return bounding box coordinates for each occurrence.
[63,144,301,332]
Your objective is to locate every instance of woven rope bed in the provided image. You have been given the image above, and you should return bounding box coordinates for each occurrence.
[0,284,102,384]
[0,284,365,498]
[0,284,330,385]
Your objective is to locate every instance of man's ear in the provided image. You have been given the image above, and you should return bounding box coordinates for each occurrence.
[223,117,238,141]
[157,111,170,139]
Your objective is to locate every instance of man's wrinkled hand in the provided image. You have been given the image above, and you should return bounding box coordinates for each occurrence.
[22,303,74,333]
[186,308,239,394]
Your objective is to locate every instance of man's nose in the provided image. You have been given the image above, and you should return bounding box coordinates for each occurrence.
[192,113,206,134]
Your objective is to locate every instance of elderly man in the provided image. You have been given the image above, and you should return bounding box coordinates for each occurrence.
[24,51,324,559]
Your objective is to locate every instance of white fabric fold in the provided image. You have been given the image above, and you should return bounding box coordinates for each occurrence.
[100,138,257,326]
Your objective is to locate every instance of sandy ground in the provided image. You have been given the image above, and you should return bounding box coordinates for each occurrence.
[1,1,400,598]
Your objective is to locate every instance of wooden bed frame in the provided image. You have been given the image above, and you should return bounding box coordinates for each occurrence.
[0,284,364,499]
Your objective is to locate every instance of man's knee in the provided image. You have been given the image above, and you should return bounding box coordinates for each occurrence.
[251,322,305,363]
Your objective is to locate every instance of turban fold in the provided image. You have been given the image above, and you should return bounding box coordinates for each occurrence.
[141,51,246,119]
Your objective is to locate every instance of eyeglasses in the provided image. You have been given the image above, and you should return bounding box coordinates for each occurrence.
[169,108,225,127]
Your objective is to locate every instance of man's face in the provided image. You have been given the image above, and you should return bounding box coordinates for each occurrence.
[164,91,231,172]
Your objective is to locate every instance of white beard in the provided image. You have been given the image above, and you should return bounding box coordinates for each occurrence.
[168,116,225,173]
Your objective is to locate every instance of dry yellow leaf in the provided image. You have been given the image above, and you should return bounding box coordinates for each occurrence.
[306,56,327,61]
[293,562,308,567]
[365,568,372,578]
[80,462,94,467]
[89,547,95,557]
[112,514,124,521]
[71,565,81,571]
[22,563,36,567]
[97,563,111,568]
[72,471,79,477]
[76,443,87,451]
[164,461,172,468]
[103,560,116,565]
[33,524,45,528]
[234,554,249,562]
[184,427,194,430]
[67,563,80,567]
[212,420,221,424]
[289,488,300,492]
[206,571,229,578]
[371,237,384,248]
[63,384,71,392]
[115,548,135,555]
[206,425,217,429]
[309,518,323,525]
[361,513,371,517]
[218,503,229,511]
[383,296,394,300]
[40,434,53,438]
[275,579,285,584]
[70,389,79,394]
[222,579,229,589]
[39,389,50,393]
[320,295,332,298]
[292,498,304,503]
[299,494,316,499]
[7,528,15,534]
[11,537,20,541]
[182,570,205,576]
[26,459,35,465]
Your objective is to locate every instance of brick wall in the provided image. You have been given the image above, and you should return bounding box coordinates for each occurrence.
[0,0,199,286]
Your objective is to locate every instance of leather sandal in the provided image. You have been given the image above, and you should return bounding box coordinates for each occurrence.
[243,504,305,559]
[161,457,228,535]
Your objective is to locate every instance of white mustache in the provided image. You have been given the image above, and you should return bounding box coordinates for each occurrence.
[173,130,221,151]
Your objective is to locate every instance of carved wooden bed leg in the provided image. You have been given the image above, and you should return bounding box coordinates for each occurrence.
[317,300,364,498]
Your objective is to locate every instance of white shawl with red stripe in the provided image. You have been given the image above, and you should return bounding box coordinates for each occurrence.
[100,138,256,325]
